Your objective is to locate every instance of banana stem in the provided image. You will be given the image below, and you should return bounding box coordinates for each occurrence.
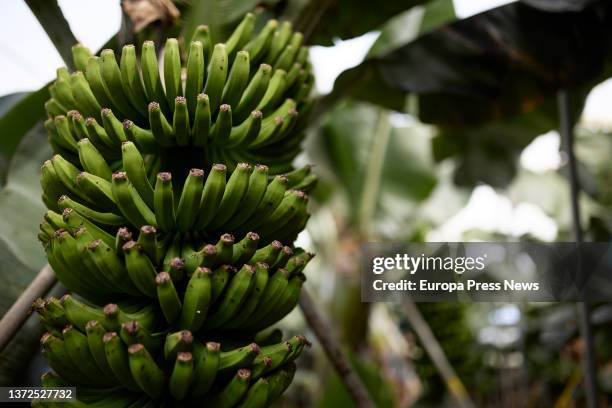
[0,264,57,352]
[299,289,375,408]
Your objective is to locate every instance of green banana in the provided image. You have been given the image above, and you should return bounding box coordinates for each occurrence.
[248,240,283,265]
[148,101,174,146]
[156,272,182,323]
[224,262,269,329]
[123,240,157,298]
[237,377,269,408]
[209,368,251,408]
[271,245,293,269]
[169,351,194,400]
[190,341,220,397]
[136,225,159,262]
[225,13,255,57]
[85,320,116,378]
[185,40,205,116]
[58,195,126,226]
[173,96,191,146]
[75,171,118,211]
[192,93,211,146]
[103,332,140,391]
[128,343,165,398]
[239,175,288,233]
[176,168,205,232]
[76,138,112,179]
[205,264,255,329]
[244,19,277,63]
[234,64,272,122]
[245,267,289,324]
[209,163,251,229]
[163,38,182,110]
[222,50,250,107]
[122,141,155,207]
[120,320,161,353]
[195,163,226,229]
[111,172,157,228]
[218,342,260,373]
[231,232,260,264]
[69,71,102,120]
[210,103,232,145]
[164,330,194,361]
[123,119,157,153]
[154,172,175,232]
[210,265,234,304]
[224,164,269,230]
[62,324,109,383]
[100,48,142,119]
[204,43,228,113]
[140,41,168,113]
[179,266,212,331]
[101,108,128,145]
[119,45,149,114]
[227,109,262,148]
[41,333,88,385]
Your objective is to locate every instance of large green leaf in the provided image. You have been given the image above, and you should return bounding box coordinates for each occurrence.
[295,0,429,45]
[25,0,78,69]
[0,89,49,183]
[308,102,437,228]
[0,123,51,385]
[326,0,612,125]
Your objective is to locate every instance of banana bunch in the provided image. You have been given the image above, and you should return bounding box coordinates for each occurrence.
[34,295,308,407]
[36,11,317,406]
[39,215,313,330]
[44,13,313,174]
[40,149,315,240]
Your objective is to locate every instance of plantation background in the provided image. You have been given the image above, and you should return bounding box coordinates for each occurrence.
[1,0,612,406]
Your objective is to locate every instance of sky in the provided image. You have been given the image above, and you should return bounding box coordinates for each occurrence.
[1,0,609,241]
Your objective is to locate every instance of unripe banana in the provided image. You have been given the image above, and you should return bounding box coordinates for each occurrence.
[190,341,220,397]
[122,141,155,207]
[225,13,255,57]
[128,343,165,398]
[58,195,126,226]
[185,41,205,116]
[119,45,149,115]
[62,325,109,383]
[237,377,269,408]
[111,172,157,228]
[195,163,227,229]
[123,119,157,153]
[101,108,128,145]
[227,109,262,148]
[76,138,112,179]
[256,69,287,114]
[164,330,194,361]
[234,64,272,122]
[204,43,228,113]
[205,264,255,329]
[156,272,182,323]
[153,172,175,232]
[179,266,212,331]
[100,49,142,119]
[163,38,182,110]
[85,57,115,112]
[41,333,87,385]
[85,320,116,378]
[209,368,251,408]
[62,207,115,247]
[192,93,211,146]
[176,168,205,232]
[71,43,92,72]
[169,351,194,400]
[75,171,118,212]
[190,25,212,60]
[210,264,234,303]
[224,262,269,329]
[123,240,157,298]
[222,50,250,107]
[231,232,260,264]
[173,96,191,146]
[140,41,169,114]
[120,320,161,353]
[148,102,174,146]
[209,162,251,229]
[244,19,278,63]
[69,71,102,120]
[210,104,233,145]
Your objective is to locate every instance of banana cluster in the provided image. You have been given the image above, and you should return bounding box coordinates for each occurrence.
[36,11,317,406]
[34,294,308,407]
[44,13,313,174]
[41,150,315,240]
[39,210,313,328]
